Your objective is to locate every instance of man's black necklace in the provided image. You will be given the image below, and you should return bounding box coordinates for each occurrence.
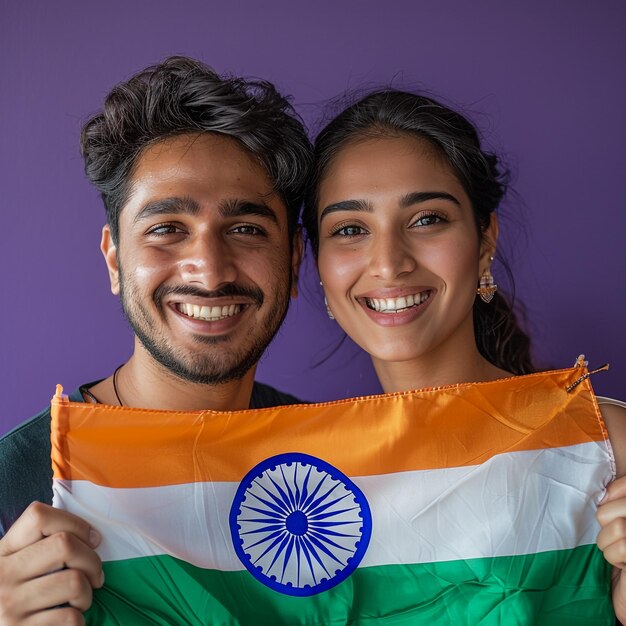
[112,364,125,406]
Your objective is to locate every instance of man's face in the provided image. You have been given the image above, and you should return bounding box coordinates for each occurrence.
[101,133,299,384]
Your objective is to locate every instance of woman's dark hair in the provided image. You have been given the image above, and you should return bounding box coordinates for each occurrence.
[81,56,312,243]
[302,90,534,375]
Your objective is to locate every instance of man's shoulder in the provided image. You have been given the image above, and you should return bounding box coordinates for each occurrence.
[0,406,54,536]
[250,381,306,408]
[0,405,52,454]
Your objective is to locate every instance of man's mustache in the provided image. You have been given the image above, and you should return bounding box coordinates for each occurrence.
[153,283,264,307]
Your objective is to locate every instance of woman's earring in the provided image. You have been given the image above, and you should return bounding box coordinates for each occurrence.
[477,257,497,303]
[320,281,335,320]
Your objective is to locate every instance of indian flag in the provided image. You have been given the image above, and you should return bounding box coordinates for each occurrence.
[51,367,615,625]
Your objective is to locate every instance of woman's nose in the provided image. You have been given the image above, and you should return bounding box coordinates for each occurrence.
[368,232,417,280]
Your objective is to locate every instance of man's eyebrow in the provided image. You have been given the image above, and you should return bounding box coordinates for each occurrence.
[319,199,372,222]
[399,191,461,208]
[133,197,200,224]
[219,199,279,225]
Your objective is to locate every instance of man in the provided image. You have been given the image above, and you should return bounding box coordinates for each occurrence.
[0,56,312,623]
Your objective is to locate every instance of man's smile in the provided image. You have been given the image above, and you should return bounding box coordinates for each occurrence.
[175,302,244,322]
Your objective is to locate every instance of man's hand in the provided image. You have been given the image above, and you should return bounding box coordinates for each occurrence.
[0,502,103,625]
[597,476,626,622]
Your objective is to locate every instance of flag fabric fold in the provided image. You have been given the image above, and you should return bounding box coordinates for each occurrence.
[51,367,615,625]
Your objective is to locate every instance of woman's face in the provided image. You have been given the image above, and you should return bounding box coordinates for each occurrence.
[317,134,495,366]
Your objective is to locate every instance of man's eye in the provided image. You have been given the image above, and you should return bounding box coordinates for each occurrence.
[147,223,181,236]
[231,224,266,236]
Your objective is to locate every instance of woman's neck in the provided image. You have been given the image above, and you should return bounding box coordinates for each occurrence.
[372,345,511,394]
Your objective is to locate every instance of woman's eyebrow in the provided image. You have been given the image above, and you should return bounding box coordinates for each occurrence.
[399,191,460,208]
[320,191,460,222]
[319,199,371,221]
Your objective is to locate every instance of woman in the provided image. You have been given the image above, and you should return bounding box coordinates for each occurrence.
[302,90,626,622]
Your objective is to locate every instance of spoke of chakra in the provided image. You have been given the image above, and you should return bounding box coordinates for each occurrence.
[247,527,289,553]
[298,536,319,584]
[279,465,298,510]
[305,492,352,518]
[300,473,331,511]
[280,535,296,582]
[264,532,294,575]
[305,533,346,567]
[240,504,285,519]
[300,535,332,578]
[266,472,296,514]
[309,508,360,522]
[298,465,314,509]
[250,481,292,515]
[308,526,360,539]
[302,482,341,516]
[253,529,291,566]
[307,531,353,560]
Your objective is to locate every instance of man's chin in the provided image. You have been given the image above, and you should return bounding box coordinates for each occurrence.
[144,343,263,386]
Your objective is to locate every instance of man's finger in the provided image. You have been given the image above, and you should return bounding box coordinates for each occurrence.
[0,502,100,557]
[23,607,85,626]
[6,530,103,588]
[597,516,626,551]
[601,475,626,504]
[11,568,93,616]
[599,537,626,570]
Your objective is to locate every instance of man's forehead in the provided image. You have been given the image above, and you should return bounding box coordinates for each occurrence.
[122,133,283,212]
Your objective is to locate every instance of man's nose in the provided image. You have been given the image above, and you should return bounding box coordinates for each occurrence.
[178,232,238,289]
[368,231,417,280]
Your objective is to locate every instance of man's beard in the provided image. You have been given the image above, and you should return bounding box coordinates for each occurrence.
[118,267,291,385]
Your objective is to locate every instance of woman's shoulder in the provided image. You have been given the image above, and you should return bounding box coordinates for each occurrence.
[597,397,626,477]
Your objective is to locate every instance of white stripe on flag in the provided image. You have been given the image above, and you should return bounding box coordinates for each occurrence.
[53,442,609,570]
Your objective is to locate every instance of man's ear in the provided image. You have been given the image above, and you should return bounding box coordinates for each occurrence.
[478,213,499,276]
[101,225,120,295]
[290,227,304,298]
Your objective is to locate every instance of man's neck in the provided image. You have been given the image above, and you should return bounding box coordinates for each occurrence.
[88,350,257,412]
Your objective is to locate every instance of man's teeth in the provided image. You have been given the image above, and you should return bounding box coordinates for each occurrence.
[366,291,430,313]
[177,303,242,321]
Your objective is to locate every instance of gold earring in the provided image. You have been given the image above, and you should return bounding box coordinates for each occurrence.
[477,257,497,303]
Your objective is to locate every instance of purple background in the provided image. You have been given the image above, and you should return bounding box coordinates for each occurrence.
[2,1,625,435]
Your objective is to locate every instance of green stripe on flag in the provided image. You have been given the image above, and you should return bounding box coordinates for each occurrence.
[87,544,612,625]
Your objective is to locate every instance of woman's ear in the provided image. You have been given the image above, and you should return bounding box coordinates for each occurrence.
[101,225,120,295]
[479,213,499,271]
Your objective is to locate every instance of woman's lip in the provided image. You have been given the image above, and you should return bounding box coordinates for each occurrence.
[357,290,434,327]
[356,287,435,299]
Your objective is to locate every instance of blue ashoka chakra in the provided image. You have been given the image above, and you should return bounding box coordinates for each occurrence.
[229,452,372,596]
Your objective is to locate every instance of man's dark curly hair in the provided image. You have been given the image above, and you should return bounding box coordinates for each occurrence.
[80,56,312,243]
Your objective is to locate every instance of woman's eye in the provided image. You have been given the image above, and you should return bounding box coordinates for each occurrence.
[332,224,367,238]
[411,213,445,228]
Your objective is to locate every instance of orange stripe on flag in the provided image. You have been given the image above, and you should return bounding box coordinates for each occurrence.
[51,368,609,487]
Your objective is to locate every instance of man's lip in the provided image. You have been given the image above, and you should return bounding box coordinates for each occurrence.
[168,297,254,307]
[168,301,249,332]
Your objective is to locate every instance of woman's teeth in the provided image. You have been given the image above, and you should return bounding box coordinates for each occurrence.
[177,303,242,321]
[366,291,430,313]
